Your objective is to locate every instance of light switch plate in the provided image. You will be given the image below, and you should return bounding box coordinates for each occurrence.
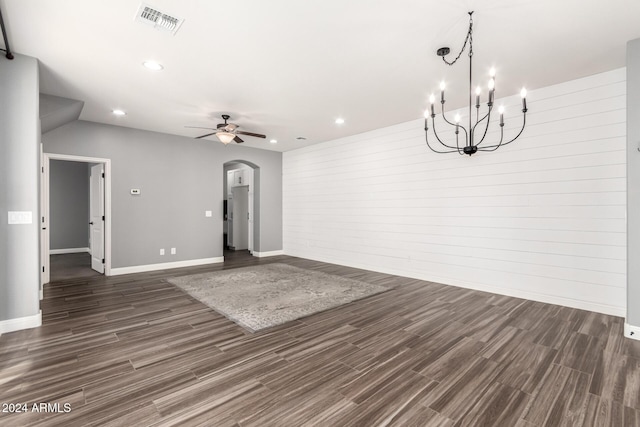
[8,211,32,224]
[205,210,212,217]
[171,248,176,255]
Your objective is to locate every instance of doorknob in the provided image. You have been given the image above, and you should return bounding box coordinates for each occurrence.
[89,222,94,225]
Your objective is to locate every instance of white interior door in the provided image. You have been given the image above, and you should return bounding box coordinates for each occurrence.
[232,186,249,250]
[89,164,105,273]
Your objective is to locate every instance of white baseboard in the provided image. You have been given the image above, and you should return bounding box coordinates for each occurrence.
[109,257,224,276]
[0,310,42,335]
[285,252,626,317]
[254,250,285,258]
[50,247,90,255]
[625,322,640,341]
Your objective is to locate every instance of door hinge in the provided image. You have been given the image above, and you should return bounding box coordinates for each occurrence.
[102,172,105,178]
[42,266,45,273]
[102,215,105,221]
[102,258,105,264]
[41,166,44,173]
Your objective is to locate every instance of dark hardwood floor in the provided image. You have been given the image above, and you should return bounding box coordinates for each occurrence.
[1,252,640,426]
[50,253,101,282]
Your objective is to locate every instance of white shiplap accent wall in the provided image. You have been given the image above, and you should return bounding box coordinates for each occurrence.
[283,68,626,316]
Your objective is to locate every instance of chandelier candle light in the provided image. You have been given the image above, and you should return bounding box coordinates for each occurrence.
[424,11,528,155]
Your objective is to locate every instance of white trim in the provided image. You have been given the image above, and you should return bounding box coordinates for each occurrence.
[253,250,285,258]
[110,257,224,276]
[39,289,43,300]
[41,144,50,285]
[43,153,112,278]
[625,322,640,341]
[50,247,90,255]
[0,310,42,335]
[427,276,625,316]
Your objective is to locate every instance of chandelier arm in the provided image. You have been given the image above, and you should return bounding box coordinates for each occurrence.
[471,110,490,137]
[474,106,494,147]
[425,118,460,153]
[440,102,458,128]
[431,116,461,150]
[479,112,527,149]
[501,112,527,146]
[477,125,505,152]
[457,125,469,154]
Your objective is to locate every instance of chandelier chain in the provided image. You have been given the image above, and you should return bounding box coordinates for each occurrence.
[442,12,474,66]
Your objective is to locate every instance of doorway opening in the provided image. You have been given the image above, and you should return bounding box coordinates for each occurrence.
[41,153,112,289]
[223,161,259,257]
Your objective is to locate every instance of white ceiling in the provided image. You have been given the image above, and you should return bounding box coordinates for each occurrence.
[2,0,639,152]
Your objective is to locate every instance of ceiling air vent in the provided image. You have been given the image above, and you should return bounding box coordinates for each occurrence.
[134,3,184,35]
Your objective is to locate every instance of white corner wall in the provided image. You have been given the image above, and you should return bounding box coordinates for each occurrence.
[284,68,626,316]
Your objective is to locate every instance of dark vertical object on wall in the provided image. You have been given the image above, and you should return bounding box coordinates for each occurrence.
[0,4,14,60]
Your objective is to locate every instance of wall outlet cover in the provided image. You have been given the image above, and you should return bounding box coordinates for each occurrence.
[205,210,212,217]
[625,322,640,341]
[160,249,165,255]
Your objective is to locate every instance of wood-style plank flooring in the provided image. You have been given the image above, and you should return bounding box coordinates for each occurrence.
[50,253,101,282]
[1,251,640,426]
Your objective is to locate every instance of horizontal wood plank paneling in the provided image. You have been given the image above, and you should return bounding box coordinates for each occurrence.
[283,68,627,315]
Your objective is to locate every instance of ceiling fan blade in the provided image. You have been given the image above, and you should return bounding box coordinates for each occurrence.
[236,130,266,138]
[195,132,217,139]
[185,126,216,130]
[234,136,244,143]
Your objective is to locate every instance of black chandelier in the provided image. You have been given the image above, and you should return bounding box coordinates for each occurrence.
[424,12,527,155]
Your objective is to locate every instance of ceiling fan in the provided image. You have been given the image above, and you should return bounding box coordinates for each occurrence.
[186,114,266,144]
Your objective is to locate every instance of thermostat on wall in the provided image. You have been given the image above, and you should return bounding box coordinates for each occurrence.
[130,189,141,195]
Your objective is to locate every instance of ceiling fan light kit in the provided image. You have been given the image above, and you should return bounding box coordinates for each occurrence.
[424,11,528,155]
[216,132,236,144]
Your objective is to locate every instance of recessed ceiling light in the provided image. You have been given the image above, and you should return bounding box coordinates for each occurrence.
[335,118,345,124]
[112,109,126,116]
[269,139,277,144]
[143,61,163,71]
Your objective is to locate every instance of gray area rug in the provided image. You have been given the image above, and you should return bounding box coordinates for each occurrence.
[167,263,390,332]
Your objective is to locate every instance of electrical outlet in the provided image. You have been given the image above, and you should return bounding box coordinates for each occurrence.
[160,249,165,256]
[171,247,176,255]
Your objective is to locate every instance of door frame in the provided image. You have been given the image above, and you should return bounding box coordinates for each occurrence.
[225,162,257,255]
[42,153,112,285]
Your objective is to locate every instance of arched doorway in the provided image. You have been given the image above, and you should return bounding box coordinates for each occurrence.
[223,160,259,256]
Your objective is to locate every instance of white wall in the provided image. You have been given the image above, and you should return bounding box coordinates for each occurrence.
[44,120,283,269]
[284,68,626,316]
[0,54,41,331]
